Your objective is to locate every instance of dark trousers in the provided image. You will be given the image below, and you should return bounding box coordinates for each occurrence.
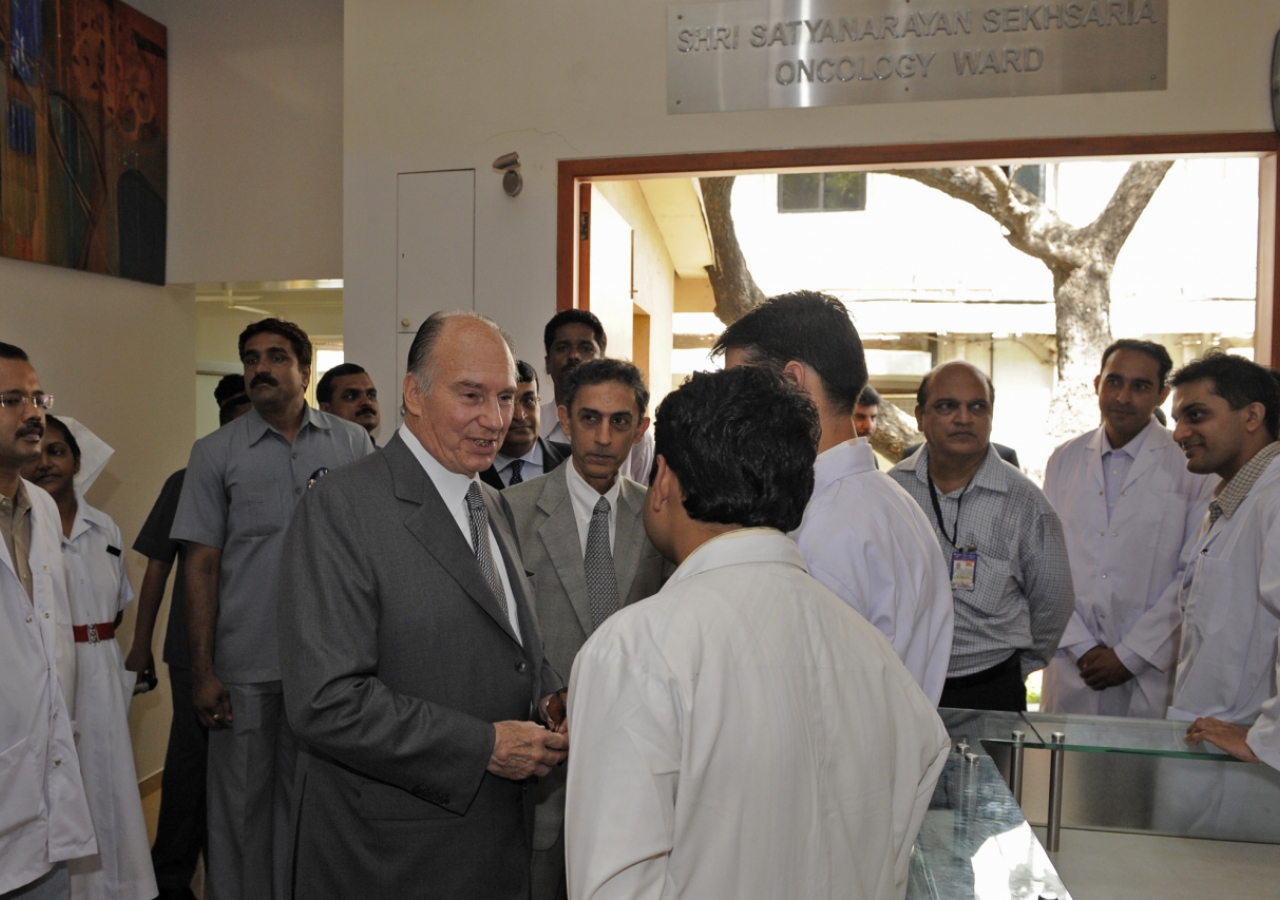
[151,666,209,890]
[939,652,1027,712]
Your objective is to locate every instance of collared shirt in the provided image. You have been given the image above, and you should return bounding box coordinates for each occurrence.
[541,398,655,485]
[0,481,97,893]
[791,439,954,705]
[171,405,373,682]
[0,478,34,600]
[564,459,621,558]
[889,444,1075,679]
[1209,441,1280,524]
[398,424,522,644]
[1101,423,1150,525]
[565,527,949,900]
[493,441,545,488]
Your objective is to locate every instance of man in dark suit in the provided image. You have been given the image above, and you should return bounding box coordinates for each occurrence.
[481,360,569,490]
[278,311,568,900]
[504,359,672,900]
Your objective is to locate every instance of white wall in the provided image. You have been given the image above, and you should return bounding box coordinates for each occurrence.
[165,0,344,283]
[343,0,1278,403]
[0,0,346,780]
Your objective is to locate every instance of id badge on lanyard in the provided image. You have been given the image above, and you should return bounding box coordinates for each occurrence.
[951,551,978,591]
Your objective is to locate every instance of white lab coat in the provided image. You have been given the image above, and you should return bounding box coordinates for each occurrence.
[1040,423,1216,717]
[565,528,949,900]
[790,439,954,704]
[1247,633,1280,770]
[0,481,96,895]
[1168,455,1280,727]
[63,502,156,900]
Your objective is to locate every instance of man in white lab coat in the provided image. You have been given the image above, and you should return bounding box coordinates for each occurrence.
[713,291,954,703]
[1168,352,1280,775]
[565,366,950,900]
[1041,340,1216,718]
[0,343,96,900]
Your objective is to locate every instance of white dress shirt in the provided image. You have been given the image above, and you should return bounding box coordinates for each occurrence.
[399,424,521,644]
[493,441,545,487]
[542,398,655,485]
[0,481,96,894]
[564,460,620,557]
[565,528,949,900]
[790,439,954,704]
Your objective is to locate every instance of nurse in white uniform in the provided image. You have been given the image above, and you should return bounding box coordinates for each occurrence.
[23,416,157,900]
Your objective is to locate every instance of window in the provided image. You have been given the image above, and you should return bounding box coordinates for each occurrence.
[777,172,866,213]
[1005,164,1046,199]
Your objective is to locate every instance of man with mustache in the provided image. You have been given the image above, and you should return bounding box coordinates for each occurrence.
[540,310,654,484]
[0,343,97,900]
[504,358,671,899]
[481,360,568,490]
[171,319,372,900]
[1040,340,1216,718]
[317,363,380,444]
[125,374,253,900]
[890,360,1074,711]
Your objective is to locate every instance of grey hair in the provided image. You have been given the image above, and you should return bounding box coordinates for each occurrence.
[405,309,515,395]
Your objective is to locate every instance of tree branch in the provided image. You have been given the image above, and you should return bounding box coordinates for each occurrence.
[699,176,768,325]
[1078,160,1175,263]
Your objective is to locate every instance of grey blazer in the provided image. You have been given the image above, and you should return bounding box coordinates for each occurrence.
[504,465,671,849]
[278,433,561,900]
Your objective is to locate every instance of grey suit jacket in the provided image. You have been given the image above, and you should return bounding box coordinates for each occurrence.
[278,433,561,900]
[504,465,671,849]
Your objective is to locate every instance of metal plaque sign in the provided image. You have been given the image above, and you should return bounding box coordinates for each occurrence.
[668,0,1167,114]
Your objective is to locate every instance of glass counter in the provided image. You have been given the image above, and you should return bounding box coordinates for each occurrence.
[909,751,1071,900]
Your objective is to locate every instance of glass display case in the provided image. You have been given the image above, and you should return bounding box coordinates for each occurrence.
[908,709,1280,899]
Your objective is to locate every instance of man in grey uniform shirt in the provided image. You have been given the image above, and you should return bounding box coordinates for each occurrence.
[171,319,372,900]
[890,360,1074,711]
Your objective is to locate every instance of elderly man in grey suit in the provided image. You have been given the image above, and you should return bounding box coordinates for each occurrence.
[277,310,568,900]
[506,358,671,900]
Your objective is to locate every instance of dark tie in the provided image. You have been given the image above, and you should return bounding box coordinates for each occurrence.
[508,459,524,485]
[585,496,620,629]
[465,483,506,601]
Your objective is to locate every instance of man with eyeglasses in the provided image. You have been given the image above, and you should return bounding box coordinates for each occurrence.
[481,360,569,491]
[170,319,372,900]
[889,360,1074,711]
[0,342,96,900]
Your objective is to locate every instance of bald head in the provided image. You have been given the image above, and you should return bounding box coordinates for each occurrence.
[916,360,994,408]
[402,311,518,476]
[914,361,994,467]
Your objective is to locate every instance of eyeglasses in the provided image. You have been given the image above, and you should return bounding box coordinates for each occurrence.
[0,393,54,411]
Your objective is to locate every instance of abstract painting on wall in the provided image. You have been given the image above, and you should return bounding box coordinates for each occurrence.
[2,0,167,285]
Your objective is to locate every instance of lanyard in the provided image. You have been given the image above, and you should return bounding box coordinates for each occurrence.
[927,475,967,549]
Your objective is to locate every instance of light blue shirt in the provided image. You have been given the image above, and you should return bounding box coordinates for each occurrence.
[1101,424,1150,525]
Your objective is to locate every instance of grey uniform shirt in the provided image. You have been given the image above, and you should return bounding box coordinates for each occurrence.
[171,405,373,683]
[889,443,1075,679]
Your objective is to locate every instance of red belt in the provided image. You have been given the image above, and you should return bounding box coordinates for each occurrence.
[72,622,116,644]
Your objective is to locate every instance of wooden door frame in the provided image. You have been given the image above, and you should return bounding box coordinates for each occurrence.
[556,132,1280,367]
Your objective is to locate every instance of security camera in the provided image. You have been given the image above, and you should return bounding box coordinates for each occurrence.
[493,152,522,197]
